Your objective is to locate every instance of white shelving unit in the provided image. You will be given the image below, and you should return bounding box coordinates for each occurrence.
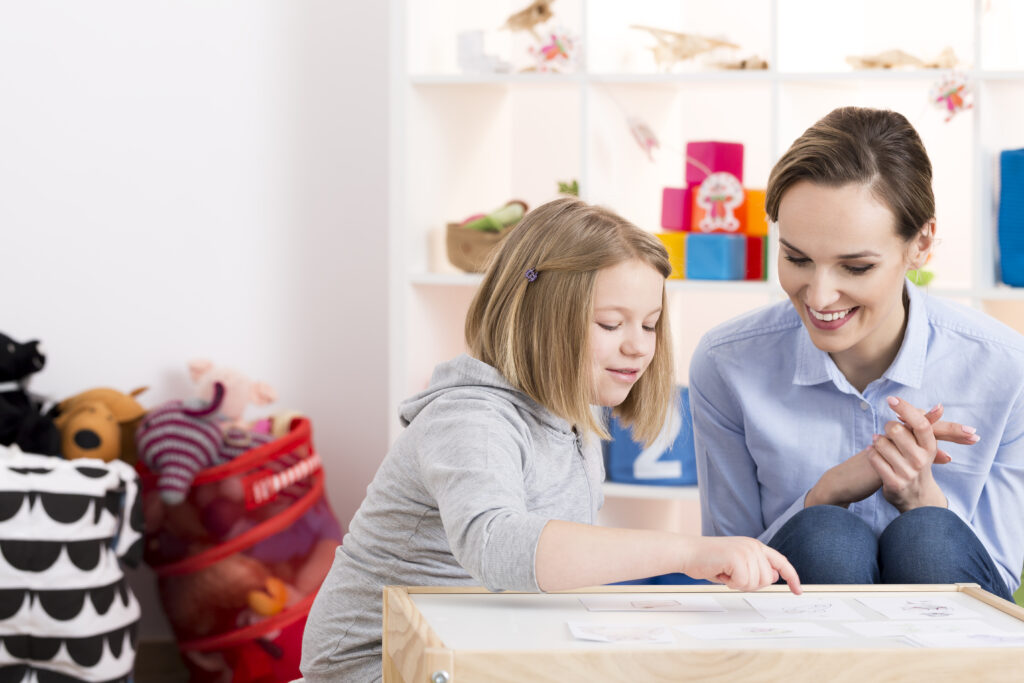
[390,1,1024,517]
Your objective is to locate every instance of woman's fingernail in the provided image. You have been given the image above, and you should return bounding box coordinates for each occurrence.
[887,396,899,407]
[969,434,980,443]
[962,425,977,435]
[928,403,942,414]
[872,433,880,444]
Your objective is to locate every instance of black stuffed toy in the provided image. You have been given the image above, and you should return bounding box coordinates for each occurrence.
[0,331,61,455]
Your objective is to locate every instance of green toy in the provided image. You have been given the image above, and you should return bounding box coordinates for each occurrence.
[462,200,528,232]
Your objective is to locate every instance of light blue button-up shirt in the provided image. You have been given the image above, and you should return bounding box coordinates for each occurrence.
[690,281,1024,592]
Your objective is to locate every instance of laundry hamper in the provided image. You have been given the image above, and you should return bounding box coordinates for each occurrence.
[138,418,343,682]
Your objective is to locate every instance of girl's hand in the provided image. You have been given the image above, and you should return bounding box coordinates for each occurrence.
[806,403,974,509]
[868,396,980,512]
[682,536,802,594]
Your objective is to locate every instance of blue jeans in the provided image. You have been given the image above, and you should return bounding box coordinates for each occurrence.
[767,505,1013,601]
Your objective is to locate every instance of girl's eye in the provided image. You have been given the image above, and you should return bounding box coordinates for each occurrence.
[642,325,657,333]
[783,254,810,267]
[844,264,876,275]
[597,323,619,331]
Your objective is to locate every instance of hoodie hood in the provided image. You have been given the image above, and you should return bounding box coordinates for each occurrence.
[399,354,573,435]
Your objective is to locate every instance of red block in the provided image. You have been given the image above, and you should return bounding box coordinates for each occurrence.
[745,235,766,280]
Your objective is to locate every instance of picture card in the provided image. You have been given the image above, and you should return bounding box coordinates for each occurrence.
[744,595,864,621]
[567,621,675,643]
[909,632,1024,648]
[857,596,981,621]
[676,621,836,640]
[842,619,1004,638]
[579,595,724,612]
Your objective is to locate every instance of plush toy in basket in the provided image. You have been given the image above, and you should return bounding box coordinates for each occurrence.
[138,415,343,683]
[446,199,528,272]
[0,446,143,683]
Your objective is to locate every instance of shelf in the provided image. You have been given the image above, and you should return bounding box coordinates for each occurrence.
[409,271,780,292]
[602,481,699,500]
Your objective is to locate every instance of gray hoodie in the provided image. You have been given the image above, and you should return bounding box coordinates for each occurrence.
[299,354,605,682]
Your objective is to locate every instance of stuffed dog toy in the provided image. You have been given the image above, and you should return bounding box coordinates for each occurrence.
[52,387,148,463]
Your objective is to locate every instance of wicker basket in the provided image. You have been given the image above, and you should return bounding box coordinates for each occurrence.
[446,222,509,273]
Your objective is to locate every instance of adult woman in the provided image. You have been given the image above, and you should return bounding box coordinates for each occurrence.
[690,106,1024,600]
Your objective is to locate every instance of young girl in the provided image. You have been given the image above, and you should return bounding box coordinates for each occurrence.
[690,106,1024,601]
[300,197,800,682]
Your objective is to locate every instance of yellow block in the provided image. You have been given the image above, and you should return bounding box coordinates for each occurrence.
[655,232,686,279]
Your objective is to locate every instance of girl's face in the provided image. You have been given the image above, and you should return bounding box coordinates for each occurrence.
[777,181,928,367]
[589,258,664,407]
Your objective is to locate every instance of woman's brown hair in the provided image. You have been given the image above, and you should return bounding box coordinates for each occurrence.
[766,106,935,241]
[465,196,674,445]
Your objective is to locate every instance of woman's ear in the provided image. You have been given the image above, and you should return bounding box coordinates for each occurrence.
[907,219,936,270]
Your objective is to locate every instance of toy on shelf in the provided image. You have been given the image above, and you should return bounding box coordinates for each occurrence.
[630,25,739,71]
[447,200,530,273]
[846,46,960,70]
[558,179,579,196]
[628,116,660,161]
[0,331,60,456]
[658,141,768,282]
[931,72,973,122]
[998,148,1024,287]
[52,386,148,463]
[502,0,555,41]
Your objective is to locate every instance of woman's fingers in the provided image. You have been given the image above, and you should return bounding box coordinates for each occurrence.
[886,396,936,454]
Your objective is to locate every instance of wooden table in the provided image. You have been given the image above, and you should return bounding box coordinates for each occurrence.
[383,584,1024,682]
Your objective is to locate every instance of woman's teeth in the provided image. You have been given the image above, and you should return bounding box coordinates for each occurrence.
[811,308,851,322]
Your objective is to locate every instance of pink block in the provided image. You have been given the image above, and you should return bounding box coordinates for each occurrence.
[661,186,692,231]
[686,141,744,185]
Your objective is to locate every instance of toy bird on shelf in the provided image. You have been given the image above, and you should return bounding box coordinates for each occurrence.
[503,0,556,40]
[631,25,739,71]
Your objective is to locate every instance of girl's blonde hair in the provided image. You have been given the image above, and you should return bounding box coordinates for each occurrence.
[465,196,674,445]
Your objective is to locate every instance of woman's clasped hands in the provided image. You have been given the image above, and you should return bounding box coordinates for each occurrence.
[807,397,980,511]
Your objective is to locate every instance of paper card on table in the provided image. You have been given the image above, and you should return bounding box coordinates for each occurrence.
[579,595,725,612]
[843,619,1003,638]
[857,596,981,620]
[744,595,864,621]
[567,621,676,643]
[908,632,1024,648]
[676,621,835,640]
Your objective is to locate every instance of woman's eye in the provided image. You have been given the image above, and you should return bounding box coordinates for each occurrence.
[844,264,876,275]
[783,254,810,266]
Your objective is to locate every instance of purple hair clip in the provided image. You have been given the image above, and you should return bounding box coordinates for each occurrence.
[524,268,538,282]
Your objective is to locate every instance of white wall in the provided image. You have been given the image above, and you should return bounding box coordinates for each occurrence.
[0,1,389,639]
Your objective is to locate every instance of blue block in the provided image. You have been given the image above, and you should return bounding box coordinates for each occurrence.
[999,148,1024,286]
[605,387,697,486]
[685,233,746,280]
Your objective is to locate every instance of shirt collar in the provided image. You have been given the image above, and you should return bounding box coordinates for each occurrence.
[792,279,927,389]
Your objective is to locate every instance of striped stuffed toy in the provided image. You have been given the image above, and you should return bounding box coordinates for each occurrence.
[136,382,270,505]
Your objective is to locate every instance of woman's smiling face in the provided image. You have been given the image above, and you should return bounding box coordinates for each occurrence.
[777,181,926,369]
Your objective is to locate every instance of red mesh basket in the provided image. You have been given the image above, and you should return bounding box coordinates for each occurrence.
[137,418,342,682]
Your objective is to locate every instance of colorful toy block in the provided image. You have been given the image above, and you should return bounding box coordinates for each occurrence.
[685,233,746,280]
[686,140,744,185]
[660,186,692,231]
[655,232,686,279]
[691,173,745,233]
[742,188,769,236]
[745,235,766,280]
[605,387,696,486]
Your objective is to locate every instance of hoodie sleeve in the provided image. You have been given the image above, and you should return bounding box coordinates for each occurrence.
[416,399,549,592]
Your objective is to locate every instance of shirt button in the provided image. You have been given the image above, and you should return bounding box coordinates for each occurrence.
[860,401,869,411]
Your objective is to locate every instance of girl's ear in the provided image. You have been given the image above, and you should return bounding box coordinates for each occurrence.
[906,219,936,270]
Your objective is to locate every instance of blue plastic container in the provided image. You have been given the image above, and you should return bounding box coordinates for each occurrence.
[685,233,746,280]
[998,148,1024,286]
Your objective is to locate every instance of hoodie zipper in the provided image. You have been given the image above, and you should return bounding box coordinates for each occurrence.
[573,429,596,525]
